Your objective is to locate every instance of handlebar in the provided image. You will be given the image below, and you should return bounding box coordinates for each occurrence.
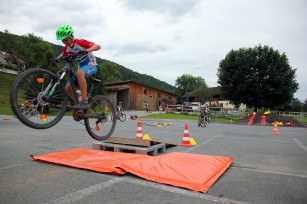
[52,50,88,63]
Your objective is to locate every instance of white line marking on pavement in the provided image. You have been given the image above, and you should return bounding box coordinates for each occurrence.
[0,162,32,170]
[184,134,222,153]
[46,177,125,204]
[293,138,307,153]
[45,176,250,204]
[125,177,251,204]
[231,166,307,179]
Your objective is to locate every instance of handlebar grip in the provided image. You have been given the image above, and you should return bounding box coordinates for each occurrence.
[78,50,88,55]
[52,57,59,64]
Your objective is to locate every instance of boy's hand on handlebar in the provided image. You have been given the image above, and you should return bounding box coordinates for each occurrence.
[51,57,59,64]
[77,50,88,57]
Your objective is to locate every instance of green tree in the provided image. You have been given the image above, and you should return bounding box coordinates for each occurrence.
[279,98,303,111]
[99,61,123,83]
[193,85,212,104]
[175,74,206,101]
[0,31,53,72]
[289,98,303,112]
[217,45,299,112]
[0,30,20,69]
[18,33,53,71]
[302,99,307,112]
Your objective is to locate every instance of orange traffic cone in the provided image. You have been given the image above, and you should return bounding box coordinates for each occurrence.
[180,124,192,147]
[136,122,143,139]
[272,124,280,134]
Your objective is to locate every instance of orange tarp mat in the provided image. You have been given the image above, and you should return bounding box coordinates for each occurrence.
[31,148,233,193]
[120,152,233,193]
[31,148,149,175]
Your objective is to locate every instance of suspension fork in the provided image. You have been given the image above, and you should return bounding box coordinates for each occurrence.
[49,71,66,96]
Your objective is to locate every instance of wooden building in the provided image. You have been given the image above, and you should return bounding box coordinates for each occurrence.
[105,80,177,111]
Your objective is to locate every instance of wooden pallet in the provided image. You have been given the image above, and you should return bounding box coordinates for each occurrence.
[92,137,167,156]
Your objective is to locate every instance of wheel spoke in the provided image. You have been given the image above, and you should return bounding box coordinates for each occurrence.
[11,68,67,129]
[84,96,116,141]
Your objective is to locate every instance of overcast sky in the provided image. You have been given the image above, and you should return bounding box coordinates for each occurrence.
[1,0,306,101]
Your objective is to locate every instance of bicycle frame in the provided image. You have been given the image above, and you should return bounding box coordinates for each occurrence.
[48,62,79,105]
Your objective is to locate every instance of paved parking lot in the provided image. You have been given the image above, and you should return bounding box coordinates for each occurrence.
[0,112,307,204]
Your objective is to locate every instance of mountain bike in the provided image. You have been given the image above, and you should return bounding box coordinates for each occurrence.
[10,52,116,141]
[198,114,207,127]
[115,102,126,122]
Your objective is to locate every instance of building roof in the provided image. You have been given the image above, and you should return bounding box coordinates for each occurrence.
[181,91,194,98]
[105,80,177,96]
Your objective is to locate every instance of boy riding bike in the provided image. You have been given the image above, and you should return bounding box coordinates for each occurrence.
[55,24,101,109]
[200,107,207,119]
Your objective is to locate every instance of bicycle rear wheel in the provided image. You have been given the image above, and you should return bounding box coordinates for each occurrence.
[10,68,67,129]
[210,115,215,122]
[84,95,116,141]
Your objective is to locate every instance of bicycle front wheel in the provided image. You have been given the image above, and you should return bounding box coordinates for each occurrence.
[10,68,67,129]
[198,115,206,127]
[84,95,116,141]
[119,113,126,122]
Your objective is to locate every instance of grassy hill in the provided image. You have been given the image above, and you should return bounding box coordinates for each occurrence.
[0,72,16,115]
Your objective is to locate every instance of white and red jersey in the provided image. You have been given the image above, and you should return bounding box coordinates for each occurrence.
[61,38,97,65]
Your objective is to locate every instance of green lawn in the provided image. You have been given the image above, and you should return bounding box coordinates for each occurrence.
[294,116,307,123]
[142,112,241,123]
[142,112,307,125]
[0,72,16,115]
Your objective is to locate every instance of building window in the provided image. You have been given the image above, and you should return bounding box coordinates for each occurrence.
[169,96,171,100]
[143,88,147,95]
[158,92,161,98]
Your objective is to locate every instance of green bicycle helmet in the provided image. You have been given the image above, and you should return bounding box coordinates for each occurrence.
[56,24,74,40]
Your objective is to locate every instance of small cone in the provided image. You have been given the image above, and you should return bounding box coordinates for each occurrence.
[272,124,280,134]
[143,134,151,140]
[136,122,143,139]
[180,124,192,147]
[190,137,197,145]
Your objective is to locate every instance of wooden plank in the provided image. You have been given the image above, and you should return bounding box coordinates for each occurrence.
[92,142,166,156]
[149,139,178,147]
[104,137,151,147]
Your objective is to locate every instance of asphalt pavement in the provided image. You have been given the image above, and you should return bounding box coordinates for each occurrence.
[0,111,307,204]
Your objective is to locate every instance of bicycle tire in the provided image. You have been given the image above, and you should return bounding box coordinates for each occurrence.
[207,115,211,124]
[84,95,116,141]
[200,119,206,127]
[119,113,126,122]
[198,115,206,127]
[10,68,67,129]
